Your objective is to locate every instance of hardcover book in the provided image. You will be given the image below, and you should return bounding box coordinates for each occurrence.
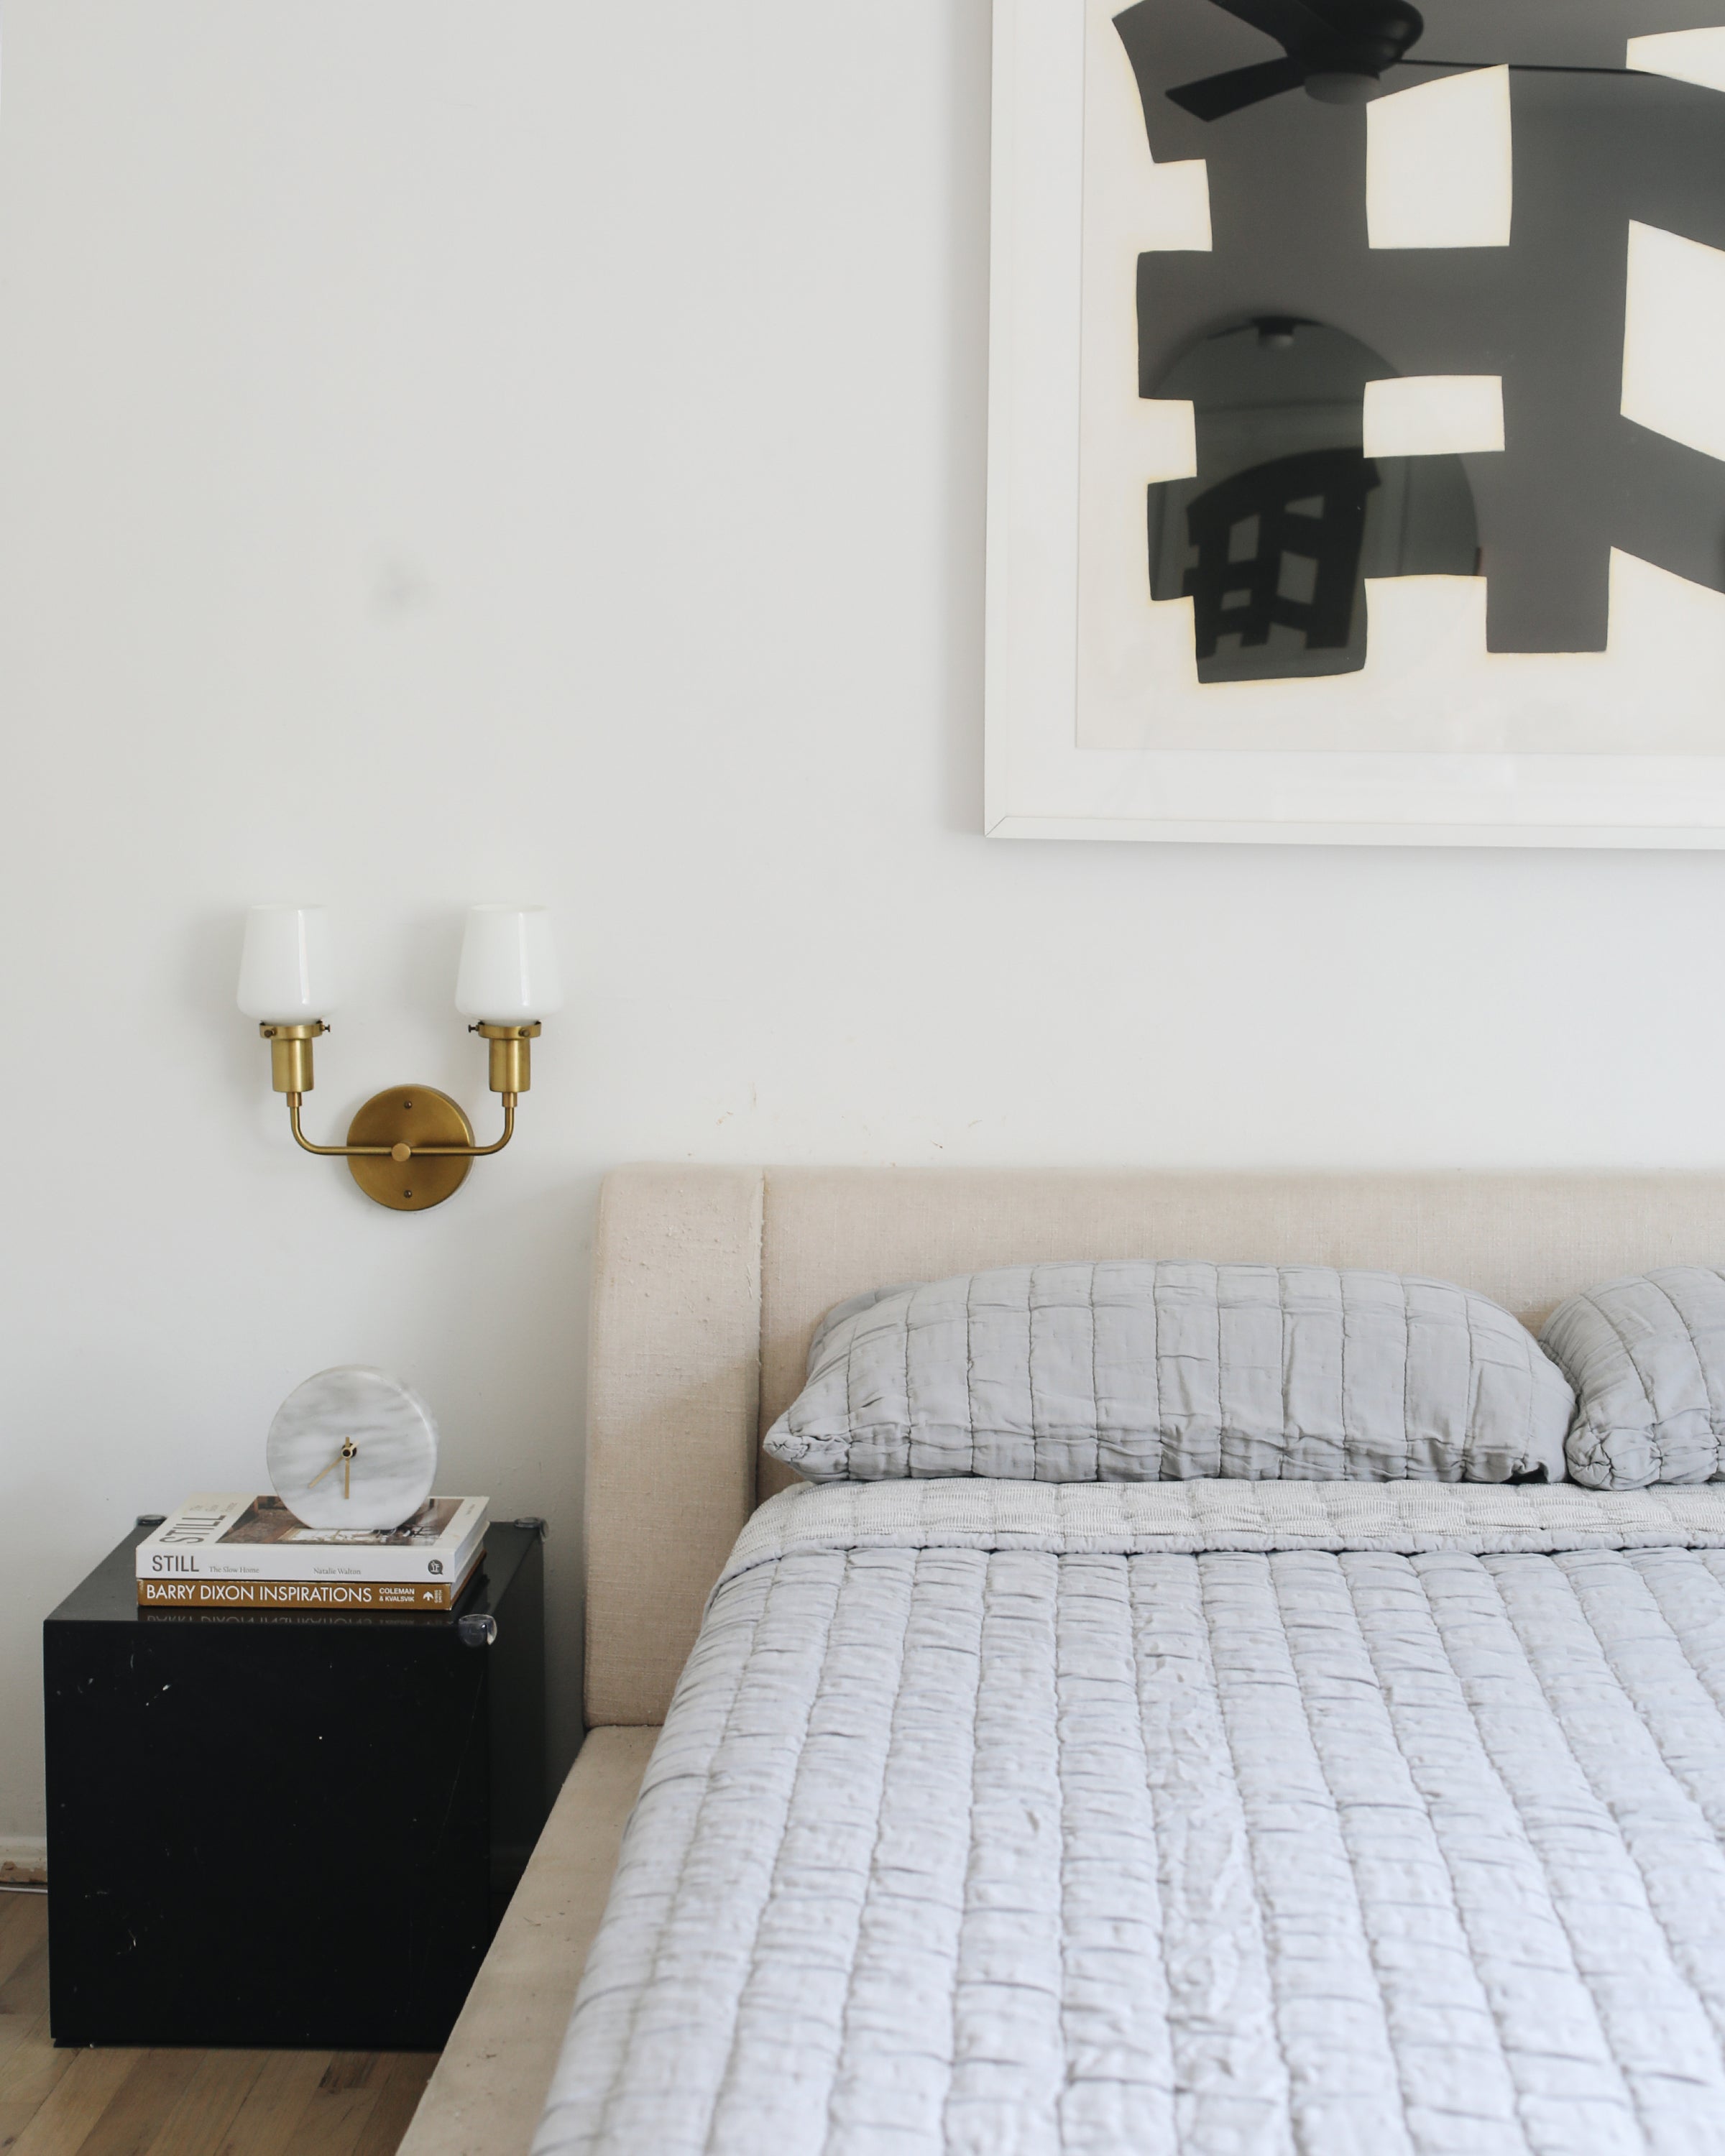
[135,1494,487,1587]
[137,1551,482,1612]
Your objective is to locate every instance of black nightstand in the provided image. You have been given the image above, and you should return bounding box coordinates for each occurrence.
[43,1517,548,2050]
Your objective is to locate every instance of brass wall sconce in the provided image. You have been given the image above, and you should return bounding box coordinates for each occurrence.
[239,904,561,1211]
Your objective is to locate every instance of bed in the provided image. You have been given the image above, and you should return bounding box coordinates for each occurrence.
[402,1166,1725,2156]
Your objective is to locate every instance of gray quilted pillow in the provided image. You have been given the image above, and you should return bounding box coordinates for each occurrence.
[1541,1266,1725,1488]
[764,1261,1573,1484]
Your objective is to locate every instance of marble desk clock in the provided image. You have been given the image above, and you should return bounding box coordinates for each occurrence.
[266,1366,438,1532]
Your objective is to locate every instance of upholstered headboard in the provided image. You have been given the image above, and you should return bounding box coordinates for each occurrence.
[584,1164,1725,1724]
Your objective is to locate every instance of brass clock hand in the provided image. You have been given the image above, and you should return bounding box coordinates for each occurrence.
[307,1437,359,1498]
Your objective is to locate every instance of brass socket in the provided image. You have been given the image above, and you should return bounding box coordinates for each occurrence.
[472,1021,540,1095]
[260,1021,327,1095]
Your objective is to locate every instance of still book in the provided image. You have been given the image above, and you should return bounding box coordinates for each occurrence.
[136,1494,487,1586]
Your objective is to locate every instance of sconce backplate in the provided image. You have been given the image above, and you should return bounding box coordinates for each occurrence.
[346,1087,474,1211]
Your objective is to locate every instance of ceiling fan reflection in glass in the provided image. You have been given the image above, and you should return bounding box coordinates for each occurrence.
[1165,0,1655,121]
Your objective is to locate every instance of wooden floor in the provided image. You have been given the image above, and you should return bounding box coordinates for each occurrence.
[0,1895,436,2156]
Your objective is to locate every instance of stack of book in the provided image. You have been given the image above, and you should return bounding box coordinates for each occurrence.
[135,1494,488,1611]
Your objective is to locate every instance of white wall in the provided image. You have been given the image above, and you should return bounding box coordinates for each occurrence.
[6,0,1725,1846]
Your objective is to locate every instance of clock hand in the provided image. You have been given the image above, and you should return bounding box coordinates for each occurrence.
[307,1437,359,1497]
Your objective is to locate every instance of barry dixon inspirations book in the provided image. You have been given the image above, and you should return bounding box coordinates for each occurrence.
[136,1493,487,1610]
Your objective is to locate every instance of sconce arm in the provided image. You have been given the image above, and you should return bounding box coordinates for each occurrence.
[286,1097,391,1157]
[405,1100,516,1157]
[285,1095,515,1159]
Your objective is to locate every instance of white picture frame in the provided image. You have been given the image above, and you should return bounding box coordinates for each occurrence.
[983,0,1725,847]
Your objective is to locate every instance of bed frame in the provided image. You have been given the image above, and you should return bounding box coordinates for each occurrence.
[401,1161,1725,2155]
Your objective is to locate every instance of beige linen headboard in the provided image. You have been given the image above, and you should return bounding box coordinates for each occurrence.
[584,1164,1725,1725]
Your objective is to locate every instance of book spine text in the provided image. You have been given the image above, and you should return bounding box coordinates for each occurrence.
[137,1577,459,1611]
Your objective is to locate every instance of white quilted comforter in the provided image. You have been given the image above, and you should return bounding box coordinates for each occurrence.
[534,1480,1725,2156]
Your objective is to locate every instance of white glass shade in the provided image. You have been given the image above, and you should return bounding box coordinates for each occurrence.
[237,905,338,1021]
[455,906,562,1021]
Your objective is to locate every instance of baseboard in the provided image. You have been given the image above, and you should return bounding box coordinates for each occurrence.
[0,1838,47,1886]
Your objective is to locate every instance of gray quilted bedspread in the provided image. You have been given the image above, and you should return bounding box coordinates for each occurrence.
[534,1481,1725,2156]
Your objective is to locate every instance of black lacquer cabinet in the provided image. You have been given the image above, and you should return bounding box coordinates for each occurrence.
[43,1518,547,2050]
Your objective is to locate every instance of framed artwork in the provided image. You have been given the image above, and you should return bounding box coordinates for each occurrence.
[983,0,1725,844]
